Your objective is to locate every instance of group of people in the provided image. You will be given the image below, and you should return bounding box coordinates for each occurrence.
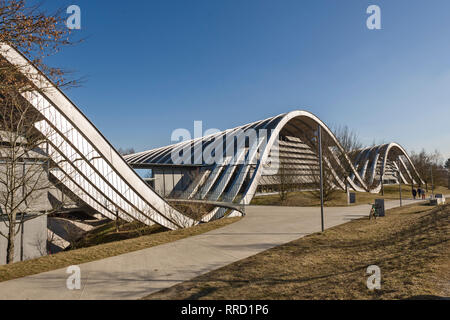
[412,187,426,200]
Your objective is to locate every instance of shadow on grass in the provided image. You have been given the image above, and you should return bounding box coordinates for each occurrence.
[146,204,449,300]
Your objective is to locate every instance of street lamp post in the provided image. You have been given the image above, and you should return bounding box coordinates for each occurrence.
[318,125,325,232]
[346,180,350,205]
[431,165,434,198]
[448,168,450,190]
[397,163,402,207]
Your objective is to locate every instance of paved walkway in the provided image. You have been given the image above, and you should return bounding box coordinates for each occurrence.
[0,199,425,300]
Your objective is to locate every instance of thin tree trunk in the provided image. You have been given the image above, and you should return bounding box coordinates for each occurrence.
[6,212,17,264]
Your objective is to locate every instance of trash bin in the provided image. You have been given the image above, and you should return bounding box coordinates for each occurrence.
[375,199,385,217]
[349,193,356,204]
[435,194,446,204]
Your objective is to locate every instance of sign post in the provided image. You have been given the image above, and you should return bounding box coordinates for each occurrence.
[318,125,325,232]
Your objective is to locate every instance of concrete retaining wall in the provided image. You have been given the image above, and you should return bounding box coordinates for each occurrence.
[0,215,47,265]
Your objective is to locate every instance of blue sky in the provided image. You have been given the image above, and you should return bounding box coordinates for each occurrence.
[43,0,450,162]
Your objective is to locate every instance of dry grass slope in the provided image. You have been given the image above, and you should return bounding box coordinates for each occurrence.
[146,204,449,300]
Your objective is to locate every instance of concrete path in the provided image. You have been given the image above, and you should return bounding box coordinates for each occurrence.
[0,198,425,300]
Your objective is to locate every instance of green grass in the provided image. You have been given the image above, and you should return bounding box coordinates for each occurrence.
[146,203,449,300]
[251,185,450,207]
[0,217,241,283]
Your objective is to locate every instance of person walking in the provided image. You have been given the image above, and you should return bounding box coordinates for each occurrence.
[417,187,422,199]
[412,188,417,199]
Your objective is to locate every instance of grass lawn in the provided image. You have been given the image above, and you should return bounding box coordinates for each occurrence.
[146,203,450,300]
[0,217,241,283]
[251,185,450,207]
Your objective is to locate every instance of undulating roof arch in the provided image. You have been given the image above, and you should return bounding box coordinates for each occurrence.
[126,110,424,221]
[0,43,424,226]
[0,43,195,229]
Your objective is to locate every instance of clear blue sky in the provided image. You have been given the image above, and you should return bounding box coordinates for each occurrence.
[44,0,450,162]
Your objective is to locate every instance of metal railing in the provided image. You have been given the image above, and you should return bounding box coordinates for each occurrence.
[155,186,246,215]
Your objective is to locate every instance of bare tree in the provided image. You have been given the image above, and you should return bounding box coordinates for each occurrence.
[332,125,364,188]
[297,129,341,204]
[170,202,214,222]
[117,148,136,156]
[273,159,296,203]
[445,158,450,171]
[410,149,445,190]
[0,0,78,88]
[33,229,48,257]
[445,158,450,190]
[163,202,197,228]
[0,0,76,264]
[0,97,74,263]
[333,125,363,158]
[103,201,125,233]
[307,160,338,204]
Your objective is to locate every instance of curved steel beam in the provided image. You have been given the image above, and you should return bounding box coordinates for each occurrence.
[0,43,195,229]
